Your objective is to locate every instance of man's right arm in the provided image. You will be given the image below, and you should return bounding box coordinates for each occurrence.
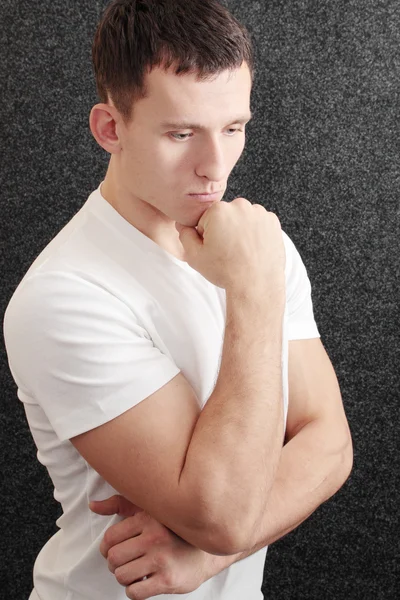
[71,282,285,556]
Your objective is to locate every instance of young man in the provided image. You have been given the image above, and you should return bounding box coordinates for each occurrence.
[3,1,353,599]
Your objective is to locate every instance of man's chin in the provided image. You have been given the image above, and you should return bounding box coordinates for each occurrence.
[176,197,222,228]
[176,214,204,229]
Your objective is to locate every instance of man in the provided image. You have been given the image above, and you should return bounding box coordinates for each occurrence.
[3,1,353,599]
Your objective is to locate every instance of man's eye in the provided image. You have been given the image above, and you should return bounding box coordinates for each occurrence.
[170,133,192,141]
[169,128,243,141]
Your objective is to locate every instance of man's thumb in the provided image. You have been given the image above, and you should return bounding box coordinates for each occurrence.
[89,495,140,517]
[175,222,203,254]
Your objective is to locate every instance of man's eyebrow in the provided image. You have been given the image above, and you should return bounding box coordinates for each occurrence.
[160,113,253,130]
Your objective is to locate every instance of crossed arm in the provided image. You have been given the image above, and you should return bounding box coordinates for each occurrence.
[74,338,353,598]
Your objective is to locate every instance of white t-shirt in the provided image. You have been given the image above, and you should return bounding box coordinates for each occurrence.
[3,183,320,600]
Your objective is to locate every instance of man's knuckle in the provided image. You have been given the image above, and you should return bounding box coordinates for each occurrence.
[143,531,157,547]
[147,528,168,546]
[270,212,280,225]
[107,547,119,569]
[136,511,149,526]
[126,586,138,600]
[155,527,170,543]
[103,529,114,547]
[161,570,179,592]
[233,197,250,207]
[153,551,169,570]
[114,566,129,586]
[128,516,140,536]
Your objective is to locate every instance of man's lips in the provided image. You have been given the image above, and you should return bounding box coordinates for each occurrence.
[188,191,222,201]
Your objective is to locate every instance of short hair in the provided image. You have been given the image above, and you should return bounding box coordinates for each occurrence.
[92,0,255,124]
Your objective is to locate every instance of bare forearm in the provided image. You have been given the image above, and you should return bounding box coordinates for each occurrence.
[180,288,285,540]
[209,418,353,571]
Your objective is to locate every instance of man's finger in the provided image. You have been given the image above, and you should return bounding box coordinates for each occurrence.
[126,574,162,600]
[106,537,145,573]
[89,495,140,517]
[100,515,143,558]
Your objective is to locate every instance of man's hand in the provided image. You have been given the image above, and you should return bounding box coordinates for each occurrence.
[90,495,230,600]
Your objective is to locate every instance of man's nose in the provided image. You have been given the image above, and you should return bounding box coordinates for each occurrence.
[195,137,227,182]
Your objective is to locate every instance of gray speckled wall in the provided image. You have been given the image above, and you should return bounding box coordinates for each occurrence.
[1,1,399,598]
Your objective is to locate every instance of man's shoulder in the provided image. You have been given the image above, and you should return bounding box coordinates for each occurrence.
[282,230,309,284]
[8,200,127,313]
[4,267,135,334]
[16,199,90,279]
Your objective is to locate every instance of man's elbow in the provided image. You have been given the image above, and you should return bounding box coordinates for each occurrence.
[179,478,264,555]
[333,428,354,491]
[343,432,354,479]
[181,503,257,556]
[193,519,254,556]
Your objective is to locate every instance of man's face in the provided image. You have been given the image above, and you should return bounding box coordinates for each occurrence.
[116,62,253,227]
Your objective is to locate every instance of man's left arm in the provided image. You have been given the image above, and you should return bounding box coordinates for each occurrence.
[211,336,353,572]
[91,337,353,594]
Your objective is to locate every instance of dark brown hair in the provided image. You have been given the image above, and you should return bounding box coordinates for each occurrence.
[92,0,255,124]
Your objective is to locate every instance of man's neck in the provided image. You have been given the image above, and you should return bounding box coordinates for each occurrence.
[100,170,187,262]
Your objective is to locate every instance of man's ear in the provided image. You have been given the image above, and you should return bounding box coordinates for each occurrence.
[89,103,122,154]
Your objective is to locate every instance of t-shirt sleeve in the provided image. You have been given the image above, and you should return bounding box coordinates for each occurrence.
[283,231,320,341]
[4,271,181,441]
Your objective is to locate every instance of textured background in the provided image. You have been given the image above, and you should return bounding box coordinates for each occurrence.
[1,0,399,598]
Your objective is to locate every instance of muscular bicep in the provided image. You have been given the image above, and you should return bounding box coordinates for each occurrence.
[286,338,350,442]
[71,372,205,540]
